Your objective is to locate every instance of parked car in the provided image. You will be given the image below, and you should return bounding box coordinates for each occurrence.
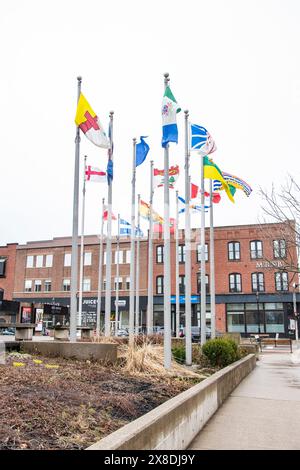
[1,328,15,336]
[179,326,222,342]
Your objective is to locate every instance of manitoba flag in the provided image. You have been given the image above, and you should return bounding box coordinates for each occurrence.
[85,165,106,183]
[75,93,110,149]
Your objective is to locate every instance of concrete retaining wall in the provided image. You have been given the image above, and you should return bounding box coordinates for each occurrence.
[87,354,256,450]
[21,341,117,363]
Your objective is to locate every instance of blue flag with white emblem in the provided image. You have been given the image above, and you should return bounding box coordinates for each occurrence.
[136,136,150,167]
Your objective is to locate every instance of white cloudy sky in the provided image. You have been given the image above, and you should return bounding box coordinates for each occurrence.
[0,0,299,245]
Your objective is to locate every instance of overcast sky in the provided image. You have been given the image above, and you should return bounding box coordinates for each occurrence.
[0,0,299,246]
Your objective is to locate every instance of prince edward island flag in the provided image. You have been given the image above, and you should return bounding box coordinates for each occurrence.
[162,86,181,148]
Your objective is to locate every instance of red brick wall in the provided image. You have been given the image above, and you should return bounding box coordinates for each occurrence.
[0,243,18,300]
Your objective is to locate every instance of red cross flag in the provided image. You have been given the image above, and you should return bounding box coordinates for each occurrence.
[85,165,107,183]
[75,93,110,149]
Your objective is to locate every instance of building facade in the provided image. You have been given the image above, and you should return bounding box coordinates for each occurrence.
[0,243,18,300]
[9,222,300,337]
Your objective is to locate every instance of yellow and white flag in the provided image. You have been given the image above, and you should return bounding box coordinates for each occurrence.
[75,93,110,149]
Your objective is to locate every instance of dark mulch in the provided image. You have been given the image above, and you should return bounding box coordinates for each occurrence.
[0,353,192,450]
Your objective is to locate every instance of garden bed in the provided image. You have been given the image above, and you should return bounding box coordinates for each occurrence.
[0,349,206,450]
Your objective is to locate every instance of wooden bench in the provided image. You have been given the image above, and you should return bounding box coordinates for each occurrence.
[260,337,293,353]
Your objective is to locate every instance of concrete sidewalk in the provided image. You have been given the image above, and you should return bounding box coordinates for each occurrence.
[189,349,300,450]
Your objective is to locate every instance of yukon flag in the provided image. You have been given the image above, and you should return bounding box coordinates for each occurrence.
[161,86,181,148]
[85,165,107,183]
[75,93,110,149]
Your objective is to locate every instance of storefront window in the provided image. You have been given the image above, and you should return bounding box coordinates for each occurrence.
[227,311,245,332]
[265,311,284,333]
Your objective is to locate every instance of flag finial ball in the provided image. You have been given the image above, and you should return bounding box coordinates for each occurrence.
[110,110,114,116]
[77,76,82,82]
[184,109,189,115]
[164,72,169,78]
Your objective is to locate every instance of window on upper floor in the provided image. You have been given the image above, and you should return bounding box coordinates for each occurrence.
[275,272,288,291]
[24,280,32,292]
[179,275,185,294]
[0,259,6,277]
[26,255,34,268]
[197,244,208,262]
[63,279,71,291]
[229,273,242,293]
[273,240,286,259]
[84,252,92,266]
[197,273,209,294]
[83,278,91,291]
[251,272,265,292]
[156,246,164,264]
[126,250,131,264]
[114,250,123,264]
[44,280,52,292]
[36,255,43,268]
[64,253,71,267]
[34,280,42,292]
[126,277,130,290]
[178,245,186,263]
[156,276,164,294]
[45,254,53,268]
[250,240,263,259]
[228,241,240,261]
[114,277,122,290]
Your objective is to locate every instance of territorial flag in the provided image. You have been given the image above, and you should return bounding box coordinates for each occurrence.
[161,86,181,148]
[75,93,110,148]
[203,157,234,203]
[136,136,150,167]
[85,165,106,183]
[190,124,217,156]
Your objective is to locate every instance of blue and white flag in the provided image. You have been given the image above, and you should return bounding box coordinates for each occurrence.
[162,86,181,148]
[120,218,131,235]
[177,195,210,214]
[190,123,217,156]
[136,136,150,167]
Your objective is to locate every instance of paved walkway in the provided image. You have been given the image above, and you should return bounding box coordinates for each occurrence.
[189,349,300,450]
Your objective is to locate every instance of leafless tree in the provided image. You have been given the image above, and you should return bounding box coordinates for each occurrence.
[259,175,300,281]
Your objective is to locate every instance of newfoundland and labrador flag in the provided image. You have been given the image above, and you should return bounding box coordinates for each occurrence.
[75,93,110,149]
[161,86,181,148]
[190,124,217,156]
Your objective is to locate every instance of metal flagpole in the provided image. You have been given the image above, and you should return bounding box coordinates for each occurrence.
[70,76,82,342]
[163,72,171,369]
[147,160,154,335]
[78,155,87,328]
[135,194,141,333]
[104,111,114,337]
[96,197,105,336]
[175,190,180,338]
[200,155,207,345]
[184,110,192,365]
[209,180,216,339]
[129,138,136,344]
[115,213,120,335]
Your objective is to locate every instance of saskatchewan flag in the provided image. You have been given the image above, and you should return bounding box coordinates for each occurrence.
[203,156,235,203]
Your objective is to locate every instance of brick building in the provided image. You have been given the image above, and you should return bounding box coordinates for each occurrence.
[0,243,18,300]
[10,222,300,337]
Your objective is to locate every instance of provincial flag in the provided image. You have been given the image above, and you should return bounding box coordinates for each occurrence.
[120,219,131,236]
[161,86,181,148]
[103,206,116,221]
[153,165,180,189]
[139,200,164,224]
[75,93,110,148]
[203,157,234,203]
[214,172,252,197]
[136,136,150,167]
[177,195,210,214]
[85,165,106,183]
[190,124,217,156]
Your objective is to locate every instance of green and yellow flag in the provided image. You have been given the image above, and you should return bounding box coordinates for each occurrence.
[203,156,235,203]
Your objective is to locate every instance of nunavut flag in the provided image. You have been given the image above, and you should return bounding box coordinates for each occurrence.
[75,93,110,149]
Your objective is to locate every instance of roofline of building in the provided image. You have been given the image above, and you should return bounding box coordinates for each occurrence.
[15,220,295,250]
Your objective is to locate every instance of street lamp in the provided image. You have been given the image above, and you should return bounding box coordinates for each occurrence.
[292,283,299,341]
